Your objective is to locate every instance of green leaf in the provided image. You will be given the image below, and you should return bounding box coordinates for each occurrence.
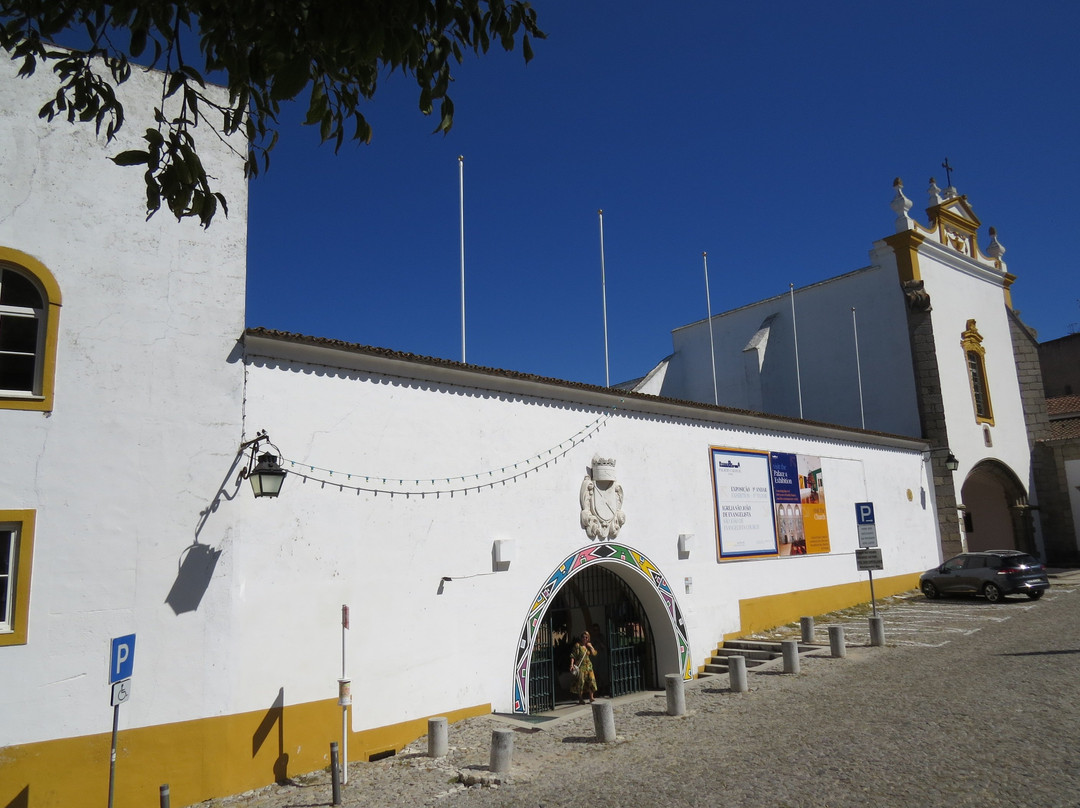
[270,56,311,102]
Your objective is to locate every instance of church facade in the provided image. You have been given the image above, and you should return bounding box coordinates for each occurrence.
[642,178,1071,563]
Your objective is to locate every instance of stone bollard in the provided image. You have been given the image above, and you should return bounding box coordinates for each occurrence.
[728,655,748,693]
[800,616,815,644]
[828,625,846,658]
[869,615,885,647]
[427,716,448,758]
[489,728,514,773]
[781,639,800,674]
[665,673,686,716]
[591,700,616,743]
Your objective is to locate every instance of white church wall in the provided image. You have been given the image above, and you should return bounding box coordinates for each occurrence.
[1066,459,1080,555]
[918,243,1034,492]
[0,57,248,748]
[664,265,921,436]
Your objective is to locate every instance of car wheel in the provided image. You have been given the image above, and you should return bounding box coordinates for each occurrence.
[1027,590,1044,600]
[983,582,1003,603]
[921,580,939,599]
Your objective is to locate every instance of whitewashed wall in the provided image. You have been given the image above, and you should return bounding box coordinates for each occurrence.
[241,336,941,724]
[0,59,248,746]
[663,265,922,436]
[914,239,1033,490]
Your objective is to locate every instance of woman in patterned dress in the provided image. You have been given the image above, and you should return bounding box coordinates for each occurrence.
[570,631,598,704]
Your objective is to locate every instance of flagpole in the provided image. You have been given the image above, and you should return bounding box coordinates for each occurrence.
[852,306,866,429]
[458,155,466,364]
[598,209,610,387]
[790,283,804,419]
[703,252,718,406]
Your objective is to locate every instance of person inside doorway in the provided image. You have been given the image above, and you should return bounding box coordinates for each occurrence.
[570,631,598,704]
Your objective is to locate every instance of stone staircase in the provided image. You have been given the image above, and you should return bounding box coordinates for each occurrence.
[699,639,818,676]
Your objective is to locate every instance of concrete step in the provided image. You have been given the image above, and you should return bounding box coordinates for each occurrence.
[698,638,822,678]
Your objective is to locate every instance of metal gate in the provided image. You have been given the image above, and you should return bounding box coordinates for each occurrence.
[527,564,654,709]
[527,620,555,713]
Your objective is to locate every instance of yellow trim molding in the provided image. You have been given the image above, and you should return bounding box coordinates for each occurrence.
[0,246,62,412]
[0,697,488,807]
[1002,272,1016,309]
[882,231,925,284]
[0,509,35,646]
[715,571,921,643]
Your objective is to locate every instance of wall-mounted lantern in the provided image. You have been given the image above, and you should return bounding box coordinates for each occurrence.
[925,446,959,473]
[240,431,287,498]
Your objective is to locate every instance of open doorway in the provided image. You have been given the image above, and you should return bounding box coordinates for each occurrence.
[528,564,656,710]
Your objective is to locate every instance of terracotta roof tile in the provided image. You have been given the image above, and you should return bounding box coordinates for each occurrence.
[1047,395,1080,417]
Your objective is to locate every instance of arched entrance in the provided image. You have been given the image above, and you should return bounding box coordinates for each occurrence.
[512,544,690,715]
[960,460,1036,555]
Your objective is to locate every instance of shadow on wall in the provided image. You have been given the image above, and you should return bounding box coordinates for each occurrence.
[165,543,222,614]
[4,786,29,808]
[165,445,246,615]
[252,687,289,784]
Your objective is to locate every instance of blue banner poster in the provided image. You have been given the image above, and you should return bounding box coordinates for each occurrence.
[770,451,830,555]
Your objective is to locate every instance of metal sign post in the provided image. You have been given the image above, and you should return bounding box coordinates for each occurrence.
[855,548,884,616]
[854,503,882,615]
[338,605,351,786]
[108,634,136,808]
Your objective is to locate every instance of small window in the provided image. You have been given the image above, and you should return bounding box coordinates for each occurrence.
[960,319,994,425]
[0,248,61,411]
[0,510,35,646]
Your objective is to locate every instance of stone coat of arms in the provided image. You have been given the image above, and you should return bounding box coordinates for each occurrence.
[580,455,626,540]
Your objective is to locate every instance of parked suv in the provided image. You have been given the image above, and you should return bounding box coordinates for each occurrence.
[920,551,1049,603]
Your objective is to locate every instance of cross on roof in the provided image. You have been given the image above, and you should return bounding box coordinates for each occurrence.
[941,157,955,188]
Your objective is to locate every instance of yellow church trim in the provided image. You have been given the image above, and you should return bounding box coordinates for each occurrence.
[1002,272,1016,309]
[882,231,925,284]
[0,697,489,807]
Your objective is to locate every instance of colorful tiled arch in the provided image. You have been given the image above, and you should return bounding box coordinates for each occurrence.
[513,543,691,713]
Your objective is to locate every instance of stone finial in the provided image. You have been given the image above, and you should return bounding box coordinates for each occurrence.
[927,177,943,206]
[985,226,1006,262]
[891,177,914,232]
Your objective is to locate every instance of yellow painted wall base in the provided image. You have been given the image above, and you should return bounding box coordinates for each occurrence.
[718,571,921,646]
[0,698,489,808]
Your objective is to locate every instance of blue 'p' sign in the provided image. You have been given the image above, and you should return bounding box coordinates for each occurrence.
[110,634,136,683]
[855,502,875,525]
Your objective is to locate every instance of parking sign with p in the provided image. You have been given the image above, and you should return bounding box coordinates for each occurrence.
[110,634,136,684]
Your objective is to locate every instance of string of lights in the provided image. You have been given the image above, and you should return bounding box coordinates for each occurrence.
[280,409,615,497]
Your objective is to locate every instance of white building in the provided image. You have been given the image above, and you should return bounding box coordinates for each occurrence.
[0,61,980,807]
[643,178,1067,562]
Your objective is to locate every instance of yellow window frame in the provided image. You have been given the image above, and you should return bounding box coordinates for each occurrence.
[0,509,36,646]
[0,246,62,412]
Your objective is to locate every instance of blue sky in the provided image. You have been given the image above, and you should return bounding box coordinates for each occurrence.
[245,1,1080,387]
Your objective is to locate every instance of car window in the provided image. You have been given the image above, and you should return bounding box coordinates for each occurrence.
[942,557,966,572]
[1003,554,1040,569]
[964,556,987,569]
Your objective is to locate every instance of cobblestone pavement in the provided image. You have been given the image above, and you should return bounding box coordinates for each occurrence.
[197,570,1080,808]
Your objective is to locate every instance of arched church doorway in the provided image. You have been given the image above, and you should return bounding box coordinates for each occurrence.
[960,460,1036,555]
[512,544,691,715]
